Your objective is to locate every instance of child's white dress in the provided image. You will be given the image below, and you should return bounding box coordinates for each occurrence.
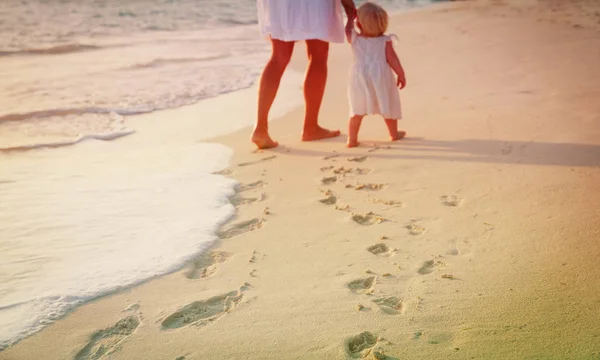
[257,0,345,43]
[348,29,402,119]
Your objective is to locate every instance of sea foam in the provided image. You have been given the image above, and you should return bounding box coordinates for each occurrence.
[0,141,237,350]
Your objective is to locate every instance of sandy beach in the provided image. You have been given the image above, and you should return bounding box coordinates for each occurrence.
[2,0,600,359]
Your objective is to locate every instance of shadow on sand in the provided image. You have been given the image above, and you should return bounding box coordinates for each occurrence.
[274,136,600,168]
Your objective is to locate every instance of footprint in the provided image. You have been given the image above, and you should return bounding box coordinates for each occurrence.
[425,332,455,345]
[237,155,277,167]
[352,212,385,226]
[347,276,377,294]
[446,247,461,256]
[230,192,265,207]
[406,223,426,235]
[417,259,443,275]
[367,243,392,256]
[161,290,243,329]
[367,145,391,153]
[75,316,140,360]
[441,274,456,280]
[320,166,372,177]
[197,265,217,278]
[321,176,338,185]
[323,153,339,160]
[369,198,401,206]
[354,168,371,175]
[248,249,263,263]
[332,166,354,175]
[218,218,264,239]
[345,331,377,358]
[122,303,140,313]
[347,156,368,163]
[354,183,386,191]
[185,251,233,279]
[332,167,372,175]
[335,203,350,211]
[237,180,266,192]
[213,168,233,176]
[319,194,337,205]
[441,195,463,207]
[373,296,405,315]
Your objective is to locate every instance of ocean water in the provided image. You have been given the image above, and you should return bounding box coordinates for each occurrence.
[0,0,445,351]
[0,0,444,150]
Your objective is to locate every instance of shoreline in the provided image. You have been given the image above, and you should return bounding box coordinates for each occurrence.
[2,0,600,359]
[0,65,305,351]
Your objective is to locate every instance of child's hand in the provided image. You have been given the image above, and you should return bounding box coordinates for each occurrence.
[397,74,406,89]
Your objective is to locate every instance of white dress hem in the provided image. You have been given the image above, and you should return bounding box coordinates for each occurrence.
[257,0,345,43]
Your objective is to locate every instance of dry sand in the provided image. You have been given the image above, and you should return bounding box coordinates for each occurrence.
[2,0,600,359]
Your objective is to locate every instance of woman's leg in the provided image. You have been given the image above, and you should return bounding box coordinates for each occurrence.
[384,118,406,141]
[347,115,364,148]
[301,39,340,141]
[252,39,295,149]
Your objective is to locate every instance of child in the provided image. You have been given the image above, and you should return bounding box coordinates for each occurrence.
[345,2,406,148]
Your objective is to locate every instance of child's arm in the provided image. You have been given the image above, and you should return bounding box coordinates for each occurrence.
[385,40,406,89]
[345,19,354,44]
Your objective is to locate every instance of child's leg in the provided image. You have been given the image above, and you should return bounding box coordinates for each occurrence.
[384,118,406,141]
[347,115,364,148]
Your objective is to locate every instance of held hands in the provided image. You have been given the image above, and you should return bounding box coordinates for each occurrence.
[346,18,354,31]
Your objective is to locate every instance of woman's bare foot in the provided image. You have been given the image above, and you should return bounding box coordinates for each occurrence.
[347,139,360,148]
[391,131,406,141]
[301,126,341,142]
[251,131,279,149]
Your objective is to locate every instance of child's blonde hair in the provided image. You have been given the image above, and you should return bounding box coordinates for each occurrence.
[357,2,389,37]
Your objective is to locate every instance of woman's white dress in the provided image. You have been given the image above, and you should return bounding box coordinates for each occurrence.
[348,30,402,119]
[257,0,345,43]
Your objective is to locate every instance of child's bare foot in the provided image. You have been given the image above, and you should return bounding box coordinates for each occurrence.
[301,126,341,142]
[391,131,406,141]
[347,139,360,148]
[347,115,364,148]
[252,131,279,149]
